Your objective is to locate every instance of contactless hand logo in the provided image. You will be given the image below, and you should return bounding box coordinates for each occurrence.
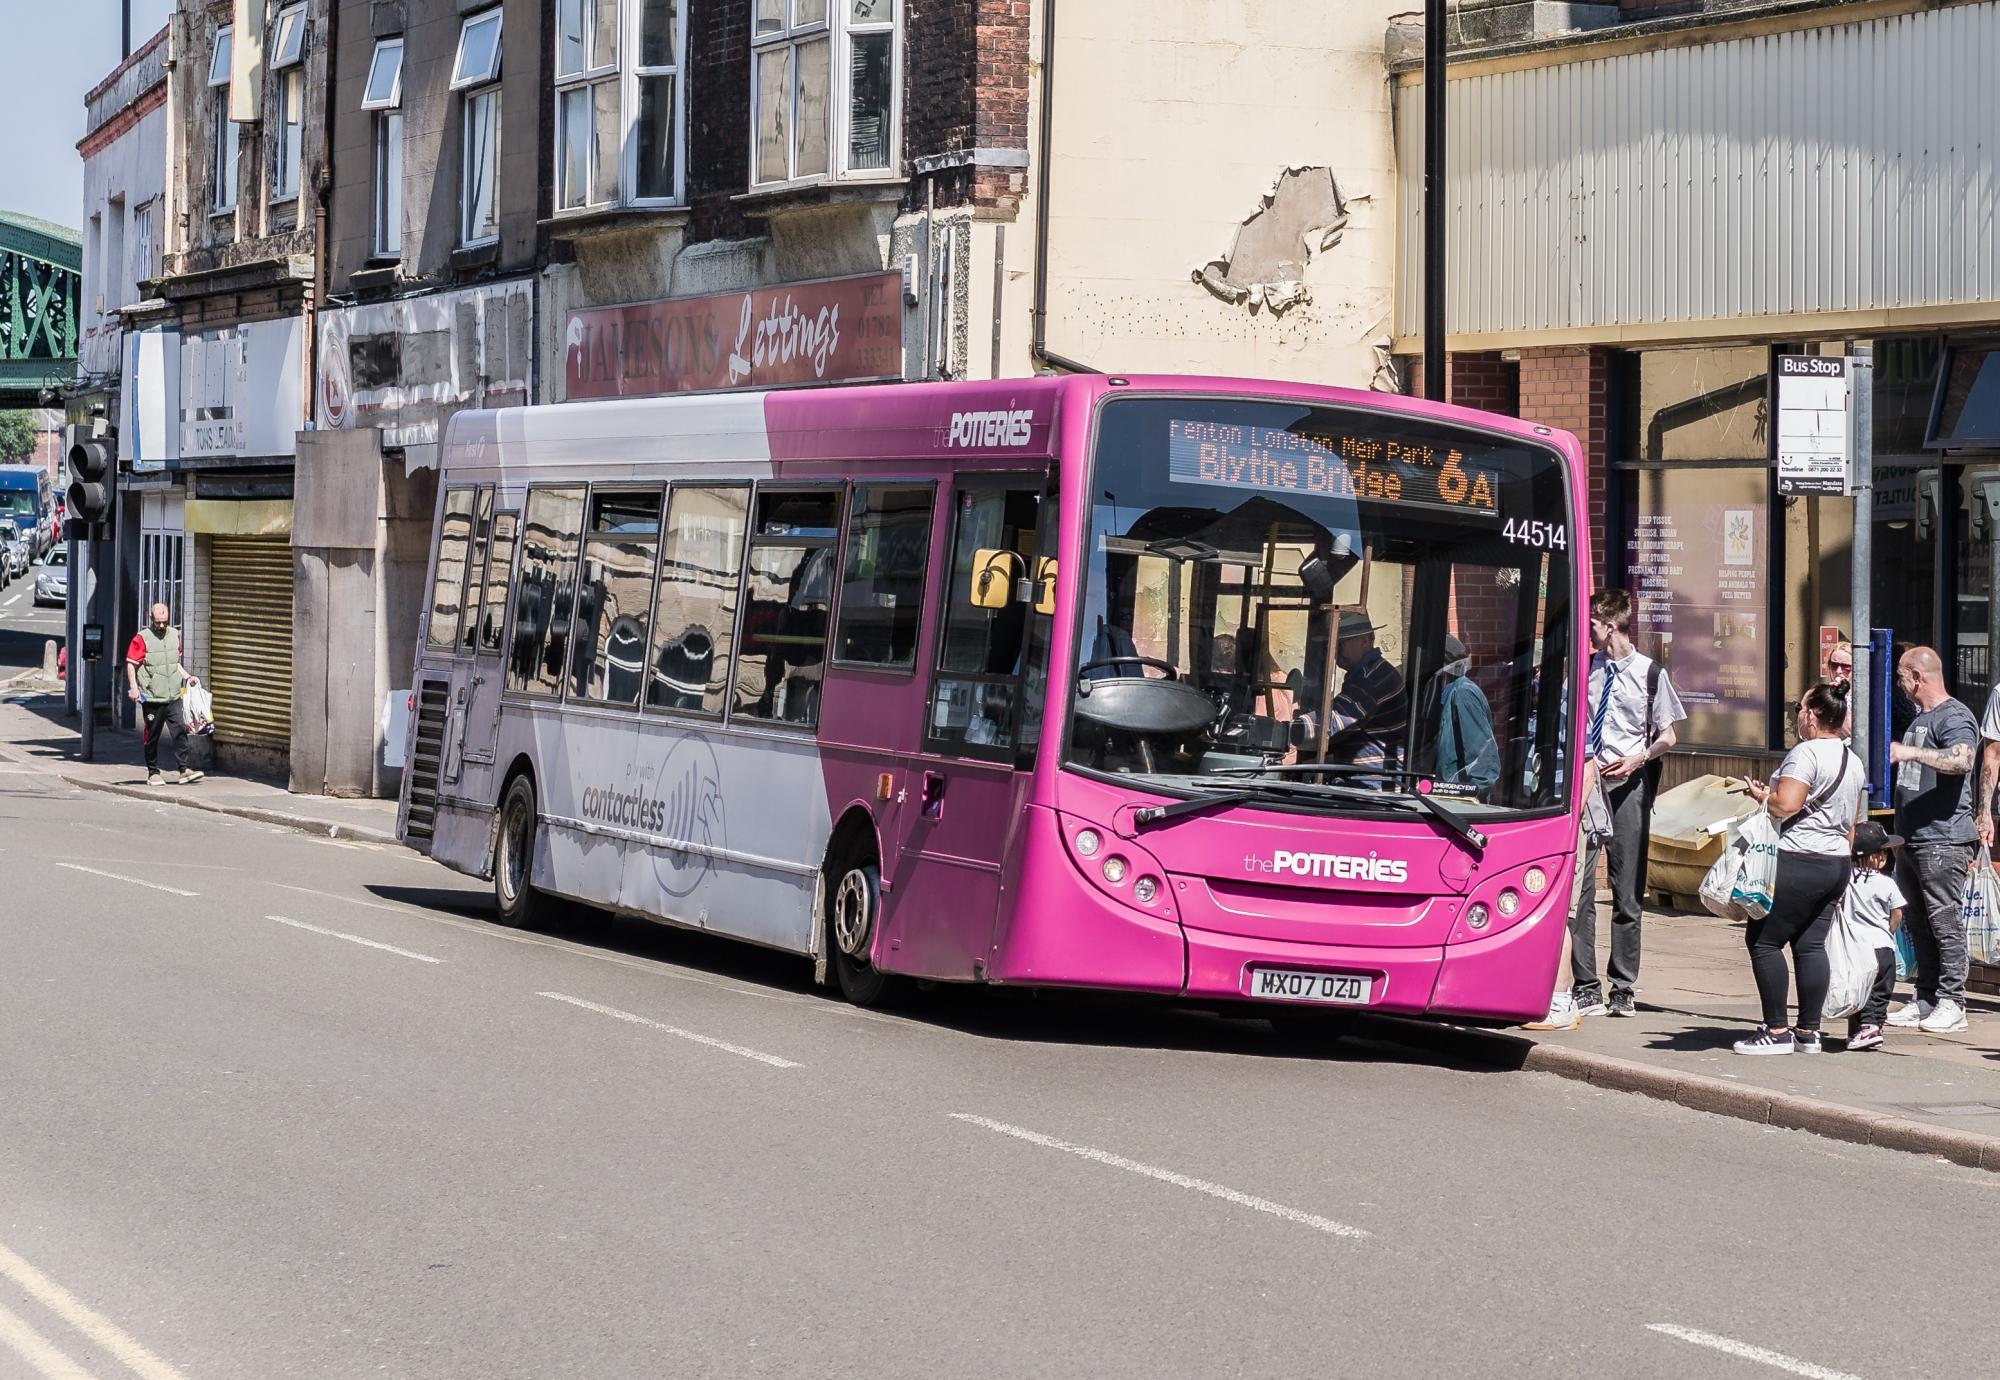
[648,738,727,899]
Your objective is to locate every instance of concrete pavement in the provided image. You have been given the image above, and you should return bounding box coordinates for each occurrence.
[7,732,2000,1375]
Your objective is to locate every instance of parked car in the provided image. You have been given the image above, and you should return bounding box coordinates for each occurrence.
[0,520,24,582]
[33,547,67,607]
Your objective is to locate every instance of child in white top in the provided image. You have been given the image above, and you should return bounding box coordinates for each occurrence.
[1845,820,1908,1051]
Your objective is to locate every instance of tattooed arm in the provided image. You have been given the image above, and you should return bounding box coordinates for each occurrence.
[1890,739,1975,774]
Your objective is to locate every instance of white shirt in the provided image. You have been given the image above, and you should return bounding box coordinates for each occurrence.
[1845,868,1906,948]
[1981,683,2000,741]
[1584,649,1687,761]
[1773,737,1867,856]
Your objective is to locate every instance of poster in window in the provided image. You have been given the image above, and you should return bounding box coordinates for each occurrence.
[1625,469,1768,748]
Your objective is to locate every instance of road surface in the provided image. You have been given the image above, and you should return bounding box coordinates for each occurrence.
[1,749,1997,1379]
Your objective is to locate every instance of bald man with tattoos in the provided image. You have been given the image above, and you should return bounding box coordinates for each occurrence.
[1887,647,1978,1033]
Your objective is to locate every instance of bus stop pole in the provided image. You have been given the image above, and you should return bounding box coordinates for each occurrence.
[1850,346,1873,788]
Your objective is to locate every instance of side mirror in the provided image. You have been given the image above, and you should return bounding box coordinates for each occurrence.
[1033,556,1058,615]
[970,549,1020,609]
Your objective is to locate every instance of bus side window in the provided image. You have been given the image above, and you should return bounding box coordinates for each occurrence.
[648,485,748,717]
[427,488,478,651]
[573,489,663,706]
[505,485,586,697]
[459,487,495,650]
[834,484,934,669]
[733,488,841,728]
[478,512,519,653]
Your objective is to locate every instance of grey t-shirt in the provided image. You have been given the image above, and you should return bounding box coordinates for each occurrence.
[1895,698,1980,845]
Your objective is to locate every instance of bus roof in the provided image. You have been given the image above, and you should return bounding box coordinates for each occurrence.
[438,374,1579,477]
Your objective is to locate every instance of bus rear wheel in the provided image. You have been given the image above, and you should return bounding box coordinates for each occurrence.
[827,856,892,1006]
[494,774,548,930]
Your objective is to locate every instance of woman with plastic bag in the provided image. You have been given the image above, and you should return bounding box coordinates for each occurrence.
[1733,682,1868,1055]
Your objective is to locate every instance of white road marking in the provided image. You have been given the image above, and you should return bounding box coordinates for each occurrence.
[270,881,814,1006]
[54,863,198,897]
[1646,1324,1863,1380]
[0,1240,194,1380]
[52,855,240,870]
[0,1299,96,1380]
[537,991,801,1068]
[264,915,443,964]
[950,1114,1369,1239]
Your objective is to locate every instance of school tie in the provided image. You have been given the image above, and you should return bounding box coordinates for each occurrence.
[1586,662,1613,758]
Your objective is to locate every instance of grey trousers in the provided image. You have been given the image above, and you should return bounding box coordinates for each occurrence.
[1569,772,1651,1001]
[1898,841,1975,1006]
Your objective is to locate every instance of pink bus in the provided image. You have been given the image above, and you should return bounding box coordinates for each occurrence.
[399,374,1586,1027]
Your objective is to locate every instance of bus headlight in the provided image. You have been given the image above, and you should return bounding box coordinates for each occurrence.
[1133,876,1158,903]
[1466,902,1491,930]
[1102,856,1129,885]
[1076,829,1100,857]
[1497,888,1521,917]
[1523,866,1548,894]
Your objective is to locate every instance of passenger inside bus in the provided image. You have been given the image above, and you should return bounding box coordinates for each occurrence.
[1415,634,1500,799]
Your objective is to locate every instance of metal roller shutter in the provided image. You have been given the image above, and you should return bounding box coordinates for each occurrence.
[207,536,294,749]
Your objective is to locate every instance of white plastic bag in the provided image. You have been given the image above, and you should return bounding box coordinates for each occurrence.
[1823,897,1878,1021]
[1701,808,1778,922]
[1964,847,2000,966]
[182,680,215,735]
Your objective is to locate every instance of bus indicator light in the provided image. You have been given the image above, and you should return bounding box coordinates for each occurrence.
[876,773,894,800]
[1102,856,1128,885]
[1524,866,1549,894]
[1496,889,1521,917]
[1075,829,1100,857]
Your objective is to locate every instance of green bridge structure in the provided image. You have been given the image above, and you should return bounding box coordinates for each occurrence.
[0,211,82,409]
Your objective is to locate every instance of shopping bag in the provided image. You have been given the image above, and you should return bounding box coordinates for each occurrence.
[1963,847,2000,966]
[1894,922,1918,980]
[1701,809,1778,922]
[1823,898,1877,1021]
[182,680,216,735]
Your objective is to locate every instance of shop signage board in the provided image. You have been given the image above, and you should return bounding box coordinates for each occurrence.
[563,272,904,401]
[1776,354,1854,496]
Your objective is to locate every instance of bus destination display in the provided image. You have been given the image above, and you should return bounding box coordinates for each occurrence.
[1166,419,1499,517]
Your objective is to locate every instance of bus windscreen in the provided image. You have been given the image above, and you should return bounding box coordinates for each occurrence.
[1072,396,1575,814]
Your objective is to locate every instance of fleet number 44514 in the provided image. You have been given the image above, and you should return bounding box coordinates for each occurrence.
[1502,519,1567,550]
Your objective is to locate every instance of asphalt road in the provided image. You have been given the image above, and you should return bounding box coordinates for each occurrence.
[0,564,63,680]
[3,756,2000,1379]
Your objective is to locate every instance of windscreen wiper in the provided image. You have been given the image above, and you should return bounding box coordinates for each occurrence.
[1134,776,1487,853]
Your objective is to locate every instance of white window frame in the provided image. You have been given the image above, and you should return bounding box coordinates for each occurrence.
[552,0,686,212]
[209,25,238,213]
[750,0,898,189]
[374,111,403,259]
[270,4,306,68]
[451,8,504,88]
[461,89,500,247]
[452,12,504,248]
[272,76,304,202]
[360,38,403,110]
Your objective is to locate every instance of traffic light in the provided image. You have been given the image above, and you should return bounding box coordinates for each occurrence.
[67,434,115,538]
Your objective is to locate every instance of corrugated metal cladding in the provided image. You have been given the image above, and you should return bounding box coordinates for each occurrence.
[207,537,294,748]
[1394,2,2000,340]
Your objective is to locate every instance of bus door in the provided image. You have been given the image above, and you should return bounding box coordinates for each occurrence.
[883,478,1054,979]
[454,500,516,798]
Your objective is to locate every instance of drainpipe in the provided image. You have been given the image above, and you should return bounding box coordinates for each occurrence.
[1029,0,1097,375]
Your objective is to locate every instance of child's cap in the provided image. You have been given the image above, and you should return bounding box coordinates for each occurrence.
[1853,820,1904,857]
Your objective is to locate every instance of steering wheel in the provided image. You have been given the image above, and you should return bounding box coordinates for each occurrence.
[1077,656,1180,681]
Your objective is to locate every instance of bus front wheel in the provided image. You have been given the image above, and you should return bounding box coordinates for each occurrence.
[827,858,891,1006]
[495,775,548,930]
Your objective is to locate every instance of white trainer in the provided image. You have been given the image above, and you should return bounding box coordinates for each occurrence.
[1525,992,1581,1031]
[1887,999,1934,1028]
[1919,998,1970,1033]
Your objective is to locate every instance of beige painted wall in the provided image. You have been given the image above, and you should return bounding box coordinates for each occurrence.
[1003,0,1402,388]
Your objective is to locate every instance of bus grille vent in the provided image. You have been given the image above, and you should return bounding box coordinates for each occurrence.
[405,681,451,843]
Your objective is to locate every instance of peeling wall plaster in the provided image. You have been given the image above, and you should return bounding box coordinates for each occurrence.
[1193,166,1363,317]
